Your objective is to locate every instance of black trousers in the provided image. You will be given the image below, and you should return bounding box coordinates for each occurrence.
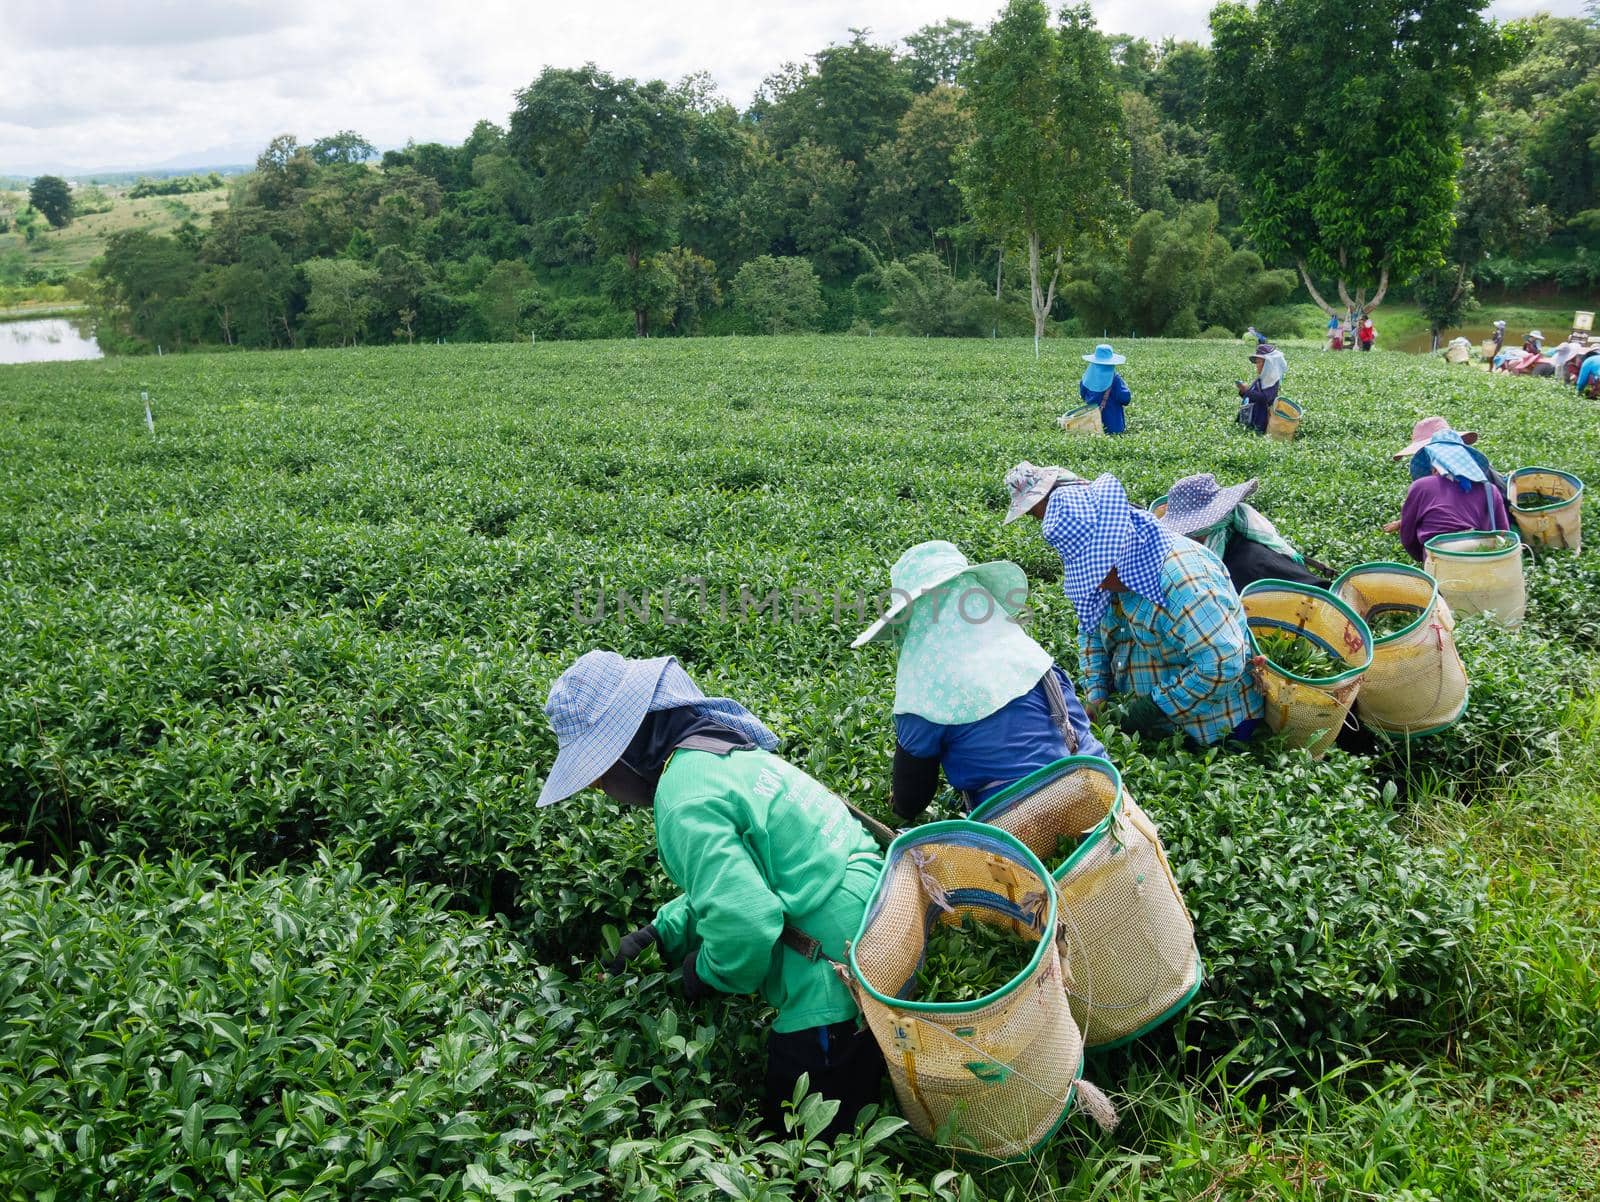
[760,1020,887,1141]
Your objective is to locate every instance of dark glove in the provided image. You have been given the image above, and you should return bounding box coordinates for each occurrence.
[602,924,658,976]
[680,949,711,1001]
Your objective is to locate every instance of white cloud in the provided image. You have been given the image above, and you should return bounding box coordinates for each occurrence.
[0,0,1590,174]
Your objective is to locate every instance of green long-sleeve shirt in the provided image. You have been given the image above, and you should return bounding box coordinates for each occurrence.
[651,748,883,1032]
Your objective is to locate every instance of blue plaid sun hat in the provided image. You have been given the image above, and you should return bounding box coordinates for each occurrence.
[537,651,778,807]
[1042,473,1175,637]
[1410,430,1488,488]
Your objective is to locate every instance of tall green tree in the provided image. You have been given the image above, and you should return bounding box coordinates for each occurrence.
[509,66,703,336]
[310,131,377,165]
[751,31,912,167]
[301,257,377,346]
[864,85,975,259]
[903,20,981,93]
[1209,0,1505,316]
[28,176,72,228]
[959,0,1128,341]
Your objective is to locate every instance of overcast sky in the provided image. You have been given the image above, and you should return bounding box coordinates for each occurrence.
[0,0,1589,174]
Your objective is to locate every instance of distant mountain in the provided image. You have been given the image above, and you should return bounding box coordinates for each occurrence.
[1,140,263,182]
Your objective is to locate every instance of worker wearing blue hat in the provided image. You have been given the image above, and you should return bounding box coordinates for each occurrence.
[1080,343,1131,435]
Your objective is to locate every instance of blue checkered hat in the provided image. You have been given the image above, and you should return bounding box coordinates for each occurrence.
[1042,474,1173,637]
[538,650,778,808]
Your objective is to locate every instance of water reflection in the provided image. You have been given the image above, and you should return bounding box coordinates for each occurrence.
[0,316,103,364]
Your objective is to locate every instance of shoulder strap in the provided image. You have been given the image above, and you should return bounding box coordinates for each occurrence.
[1040,670,1080,754]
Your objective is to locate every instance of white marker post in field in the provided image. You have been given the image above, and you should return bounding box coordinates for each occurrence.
[141,390,155,435]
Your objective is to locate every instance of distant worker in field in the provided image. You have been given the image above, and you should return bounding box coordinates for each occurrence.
[539,651,886,1140]
[1550,334,1586,380]
[1018,471,1263,746]
[1326,312,1341,351]
[1357,314,1376,352]
[1234,342,1285,434]
[852,531,1105,823]
[1576,349,1600,397]
[1502,330,1555,377]
[1157,473,1330,591]
[1080,343,1131,435]
[1381,427,1511,562]
[1490,320,1506,357]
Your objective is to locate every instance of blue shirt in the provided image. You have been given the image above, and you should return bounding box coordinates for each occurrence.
[1080,374,1131,435]
[1577,356,1600,392]
[894,667,1106,807]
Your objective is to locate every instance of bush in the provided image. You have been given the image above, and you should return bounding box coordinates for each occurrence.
[530,292,631,340]
[1104,729,1484,1080]
[873,253,991,337]
[731,255,824,334]
[0,850,931,1198]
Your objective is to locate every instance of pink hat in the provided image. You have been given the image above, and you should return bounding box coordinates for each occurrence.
[1392,416,1478,461]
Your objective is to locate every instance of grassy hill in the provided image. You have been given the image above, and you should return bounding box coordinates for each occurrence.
[0,182,230,277]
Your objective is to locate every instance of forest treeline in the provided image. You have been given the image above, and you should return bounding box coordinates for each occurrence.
[85,4,1600,353]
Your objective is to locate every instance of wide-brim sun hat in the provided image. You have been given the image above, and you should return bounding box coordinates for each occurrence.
[1081,342,1126,366]
[538,651,672,808]
[852,540,1029,648]
[537,651,778,807]
[1158,473,1260,537]
[1528,330,1545,340]
[1002,460,1082,525]
[1392,415,1478,461]
[1247,342,1277,361]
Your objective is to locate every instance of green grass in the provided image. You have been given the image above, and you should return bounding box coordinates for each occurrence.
[0,336,1596,1197]
[0,185,229,274]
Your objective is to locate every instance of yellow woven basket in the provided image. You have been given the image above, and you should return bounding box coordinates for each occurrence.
[1265,397,1302,441]
[1332,562,1469,737]
[1508,467,1583,553]
[848,822,1092,1161]
[1422,530,1527,628]
[1241,580,1374,757]
[969,757,1202,1050]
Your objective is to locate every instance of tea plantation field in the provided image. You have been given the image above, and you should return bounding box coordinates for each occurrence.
[3,337,1598,1199]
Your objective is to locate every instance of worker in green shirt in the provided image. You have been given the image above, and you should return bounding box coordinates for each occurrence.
[538,650,887,1139]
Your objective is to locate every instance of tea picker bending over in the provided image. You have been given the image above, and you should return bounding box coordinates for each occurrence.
[538,651,886,1140]
[1383,426,1510,563]
[1157,472,1330,592]
[852,532,1104,824]
[1020,471,1263,747]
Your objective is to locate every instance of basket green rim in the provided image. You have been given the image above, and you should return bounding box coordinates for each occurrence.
[1240,578,1375,685]
[968,756,1125,882]
[1423,529,1522,559]
[1508,466,1584,513]
[1329,560,1439,646]
[848,819,1058,1015]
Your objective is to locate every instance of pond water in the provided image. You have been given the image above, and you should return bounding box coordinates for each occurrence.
[0,317,103,364]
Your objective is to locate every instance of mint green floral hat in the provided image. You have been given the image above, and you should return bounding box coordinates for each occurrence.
[852,541,1053,725]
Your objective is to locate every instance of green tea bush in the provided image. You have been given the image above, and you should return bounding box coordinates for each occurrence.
[1379,615,1596,795]
[0,850,951,1201]
[0,337,1595,1183]
[1103,729,1485,1079]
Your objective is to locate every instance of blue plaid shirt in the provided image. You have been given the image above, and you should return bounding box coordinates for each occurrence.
[1079,541,1263,746]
